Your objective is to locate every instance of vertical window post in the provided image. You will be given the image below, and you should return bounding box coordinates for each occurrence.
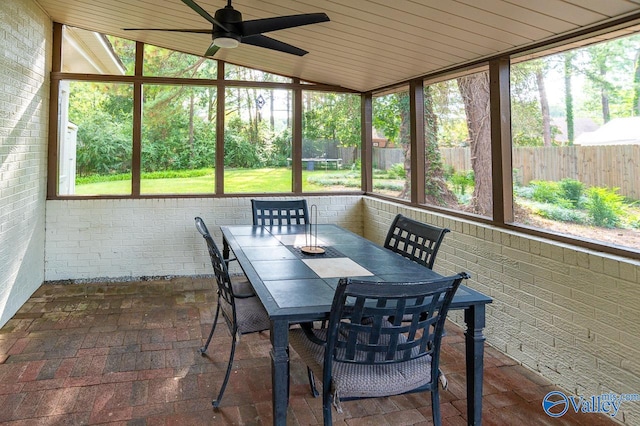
[216,63,225,194]
[410,79,425,204]
[48,23,63,198]
[361,92,372,193]
[292,78,303,193]
[132,41,144,197]
[489,58,513,223]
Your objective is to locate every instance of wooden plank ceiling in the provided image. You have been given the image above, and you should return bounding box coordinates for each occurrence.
[35,0,640,92]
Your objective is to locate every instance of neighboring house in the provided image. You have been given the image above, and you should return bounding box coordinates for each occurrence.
[574,117,640,145]
[551,116,599,144]
[62,26,125,74]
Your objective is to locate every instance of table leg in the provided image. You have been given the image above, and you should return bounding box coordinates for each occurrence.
[464,304,486,425]
[222,238,230,263]
[270,319,290,426]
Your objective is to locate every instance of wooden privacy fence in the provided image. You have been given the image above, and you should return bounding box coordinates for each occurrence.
[440,145,640,200]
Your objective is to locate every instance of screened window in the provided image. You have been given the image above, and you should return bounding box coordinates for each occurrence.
[58,81,133,196]
[510,33,640,251]
[372,88,410,200]
[223,86,292,193]
[424,71,493,218]
[143,45,217,78]
[224,64,291,83]
[141,84,216,194]
[302,92,361,192]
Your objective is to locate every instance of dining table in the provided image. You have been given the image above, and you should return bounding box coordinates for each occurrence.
[221,223,492,426]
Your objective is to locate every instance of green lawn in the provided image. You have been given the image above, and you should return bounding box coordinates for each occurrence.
[74,168,352,195]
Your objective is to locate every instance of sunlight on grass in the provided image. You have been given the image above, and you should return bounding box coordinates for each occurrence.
[224,168,291,193]
[141,174,215,194]
[74,168,345,194]
[74,180,132,195]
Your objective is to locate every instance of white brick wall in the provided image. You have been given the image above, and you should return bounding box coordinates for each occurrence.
[0,0,50,327]
[44,196,363,281]
[362,196,640,424]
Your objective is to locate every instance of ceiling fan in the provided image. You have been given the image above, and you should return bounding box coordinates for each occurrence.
[124,0,329,57]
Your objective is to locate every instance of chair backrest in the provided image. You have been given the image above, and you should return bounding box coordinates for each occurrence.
[323,273,467,387]
[384,214,450,269]
[194,217,235,309]
[251,199,309,226]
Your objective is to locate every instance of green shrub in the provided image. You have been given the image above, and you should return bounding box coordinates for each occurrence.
[514,186,535,199]
[224,134,261,168]
[586,187,625,228]
[530,180,561,203]
[450,170,474,195]
[530,180,573,208]
[535,205,588,224]
[559,178,584,207]
[372,181,404,191]
[387,163,406,179]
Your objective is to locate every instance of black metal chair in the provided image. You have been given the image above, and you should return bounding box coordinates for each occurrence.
[384,214,450,270]
[251,199,309,225]
[194,217,271,408]
[289,273,468,426]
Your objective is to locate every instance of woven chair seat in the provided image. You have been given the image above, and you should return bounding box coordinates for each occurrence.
[290,327,432,398]
[230,277,256,297]
[215,277,269,335]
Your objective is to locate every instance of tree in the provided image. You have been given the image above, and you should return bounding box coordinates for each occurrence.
[424,87,458,205]
[536,67,552,146]
[564,52,575,144]
[511,59,551,146]
[634,48,640,115]
[372,89,456,205]
[458,73,492,216]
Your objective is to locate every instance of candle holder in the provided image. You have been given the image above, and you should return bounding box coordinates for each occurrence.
[300,204,325,255]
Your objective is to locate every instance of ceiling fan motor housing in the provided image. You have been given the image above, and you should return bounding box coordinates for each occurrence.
[213,5,242,42]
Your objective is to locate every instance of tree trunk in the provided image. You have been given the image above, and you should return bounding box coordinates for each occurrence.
[207,87,216,123]
[535,69,552,146]
[600,63,610,123]
[270,92,275,131]
[398,93,411,199]
[564,52,575,144]
[634,49,640,116]
[424,87,457,206]
[189,91,195,166]
[457,73,492,217]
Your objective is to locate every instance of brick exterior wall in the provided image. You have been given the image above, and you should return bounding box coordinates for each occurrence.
[44,196,363,281]
[362,196,640,424]
[0,0,50,326]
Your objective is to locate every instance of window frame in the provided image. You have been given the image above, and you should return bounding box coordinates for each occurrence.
[47,21,640,259]
[48,23,361,200]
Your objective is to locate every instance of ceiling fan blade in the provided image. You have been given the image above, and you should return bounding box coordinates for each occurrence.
[241,34,308,56]
[204,42,221,57]
[181,0,230,32]
[123,28,213,34]
[241,13,329,36]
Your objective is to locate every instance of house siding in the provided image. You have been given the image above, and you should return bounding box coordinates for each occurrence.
[0,0,50,327]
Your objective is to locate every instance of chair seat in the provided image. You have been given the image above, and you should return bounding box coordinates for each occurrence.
[290,328,433,398]
[230,276,256,297]
[218,276,270,335]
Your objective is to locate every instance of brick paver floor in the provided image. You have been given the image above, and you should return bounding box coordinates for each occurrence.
[0,277,620,425]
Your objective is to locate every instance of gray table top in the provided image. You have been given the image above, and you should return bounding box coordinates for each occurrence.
[222,224,492,321]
